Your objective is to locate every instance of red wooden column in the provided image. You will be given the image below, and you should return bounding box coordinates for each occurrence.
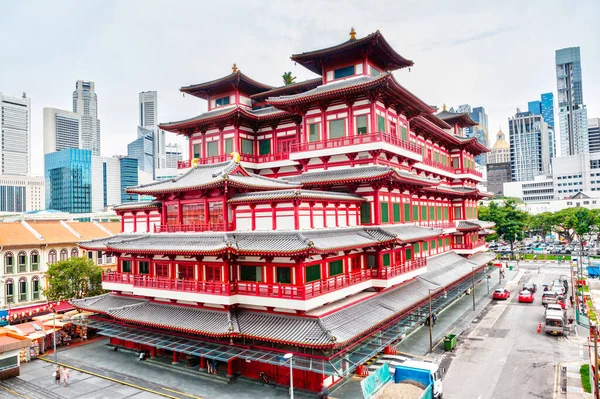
[264,259,273,284]
[199,357,207,372]
[222,195,229,228]
[145,210,150,233]
[231,205,237,230]
[161,202,167,226]
[149,347,156,358]
[250,204,256,231]
[226,358,234,378]
[372,186,382,225]
[172,351,179,364]
[345,204,350,226]
[132,212,137,233]
[169,256,176,279]
[294,260,303,286]
[309,202,315,229]
[322,203,328,228]
[293,200,300,230]
[177,200,183,225]
[271,203,277,230]
[334,203,340,227]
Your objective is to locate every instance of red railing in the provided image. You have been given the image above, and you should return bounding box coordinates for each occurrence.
[153,223,233,233]
[416,220,456,229]
[132,275,232,295]
[420,157,456,173]
[456,168,483,178]
[453,239,487,250]
[177,153,291,169]
[303,269,372,298]
[234,281,304,299]
[371,258,427,280]
[289,131,422,155]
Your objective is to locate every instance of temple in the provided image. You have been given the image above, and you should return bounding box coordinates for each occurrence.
[73,29,494,392]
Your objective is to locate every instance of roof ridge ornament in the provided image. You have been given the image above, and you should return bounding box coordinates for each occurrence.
[232,63,238,73]
[349,27,356,40]
[231,151,241,163]
[442,103,447,111]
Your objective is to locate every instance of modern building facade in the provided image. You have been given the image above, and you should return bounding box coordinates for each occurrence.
[73,80,101,156]
[43,107,81,154]
[457,105,488,167]
[588,117,600,154]
[509,111,551,182]
[74,31,494,393]
[527,93,556,161]
[118,157,138,204]
[553,152,600,199]
[91,156,121,212]
[0,93,30,176]
[0,175,45,212]
[556,47,588,156]
[541,92,555,129]
[139,91,165,171]
[44,149,92,213]
[504,175,554,202]
[127,127,154,174]
[486,129,511,195]
[165,143,183,169]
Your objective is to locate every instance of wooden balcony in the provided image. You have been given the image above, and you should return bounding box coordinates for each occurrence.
[371,258,427,280]
[177,153,290,169]
[456,168,483,178]
[153,223,233,233]
[453,239,487,250]
[415,220,456,229]
[420,157,456,174]
[289,131,422,155]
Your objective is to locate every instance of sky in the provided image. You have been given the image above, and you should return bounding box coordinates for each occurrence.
[1,0,599,176]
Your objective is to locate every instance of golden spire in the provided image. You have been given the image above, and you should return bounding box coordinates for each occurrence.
[442,103,447,111]
[349,27,356,40]
[232,63,238,73]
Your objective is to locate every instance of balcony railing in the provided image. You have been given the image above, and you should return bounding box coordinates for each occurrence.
[290,131,422,155]
[177,153,291,169]
[453,239,487,250]
[456,168,483,178]
[415,220,456,229]
[420,157,456,174]
[154,223,233,233]
[371,258,427,279]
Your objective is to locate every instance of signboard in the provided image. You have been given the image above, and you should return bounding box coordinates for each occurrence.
[361,362,392,399]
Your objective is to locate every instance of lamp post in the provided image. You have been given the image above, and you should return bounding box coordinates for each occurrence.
[472,267,476,311]
[284,353,294,399]
[48,302,57,364]
[428,287,447,352]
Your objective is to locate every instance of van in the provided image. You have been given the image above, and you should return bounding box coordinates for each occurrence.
[542,292,558,306]
[545,310,566,335]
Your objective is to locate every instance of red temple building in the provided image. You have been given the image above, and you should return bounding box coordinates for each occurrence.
[74,29,495,392]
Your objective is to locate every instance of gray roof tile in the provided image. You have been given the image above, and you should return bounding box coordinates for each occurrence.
[268,75,376,103]
[229,189,366,204]
[284,165,438,186]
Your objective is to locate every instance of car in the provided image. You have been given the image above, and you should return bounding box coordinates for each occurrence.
[523,282,537,293]
[545,303,565,315]
[542,292,558,306]
[518,290,534,303]
[493,288,510,300]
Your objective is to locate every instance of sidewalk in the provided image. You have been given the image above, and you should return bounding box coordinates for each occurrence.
[564,361,593,399]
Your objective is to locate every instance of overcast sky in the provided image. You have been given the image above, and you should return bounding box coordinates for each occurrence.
[1,0,598,176]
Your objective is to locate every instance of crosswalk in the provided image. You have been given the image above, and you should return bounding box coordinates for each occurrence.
[0,378,64,399]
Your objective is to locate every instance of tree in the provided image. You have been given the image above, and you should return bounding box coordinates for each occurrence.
[282,72,296,85]
[44,257,104,301]
[479,198,528,254]
[527,212,555,240]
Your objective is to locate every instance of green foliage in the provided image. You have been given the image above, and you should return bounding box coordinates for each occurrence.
[479,198,528,253]
[282,72,296,85]
[43,257,104,301]
[580,364,591,393]
[527,212,555,239]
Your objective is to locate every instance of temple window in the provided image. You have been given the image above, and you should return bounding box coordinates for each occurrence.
[421,205,427,221]
[240,265,261,282]
[182,203,205,225]
[380,202,389,223]
[401,126,407,141]
[166,203,179,225]
[207,141,218,157]
[412,205,419,221]
[306,264,321,282]
[366,255,376,269]
[206,266,221,282]
[333,65,354,80]
[393,203,401,223]
[454,207,462,219]
[122,260,131,273]
[139,261,150,274]
[259,139,271,155]
[371,67,381,77]
[329,119,345,139]
[356,115,368,134]
[360,202,371,224]
[377,115,386,132]
[241,138,254,155]
[308,123,320,142]
[193,144,200,159]
[406,249,413,261]
[225,138,233,154]
[208,202,224,224]
[404,204,411,222]
[452,157,460,169]
[329,260,343,276]
[276,267,291,284]
[215,96,230,107]
[382,253,390,267]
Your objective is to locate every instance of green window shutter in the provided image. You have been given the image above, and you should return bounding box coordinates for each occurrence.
[381,202,389,223]
[429,206,435,220]
[412,205,418,220]
[405,249,412,261]
[421,205,427,221]
[360,202,372,224]
[382,253,391,267]
[329,260,343,276]
[207,141,218,156]
[444,208,449,220]
[193,144,200,159]
[225,138,233,154]
[438,238,443,248]
[240,266,258,282]
[241,139,254,155]
[122,261,131,273]
[401,126,407,141]
[329,119,345,139]
[309,123,320,142]
[404,204,410,222]
[414,243,420,253]
[431,240,436,249]
[437,206,442,220]
[445,238,449,246]
[434,153,439,163]
[259,139,271,155]
[423,242,429,251]
[393,203,401,222]
[377,115,386,132]
[452,157,459,168]
[306,265,321,282]
[276,267,291,284]
[356,115,368,134]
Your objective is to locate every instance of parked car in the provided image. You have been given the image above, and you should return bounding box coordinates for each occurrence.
[542,292,558,306]
[523,282,537,293]
[493,288,510,300]
[545,303,566,315]
[518,291,535,303]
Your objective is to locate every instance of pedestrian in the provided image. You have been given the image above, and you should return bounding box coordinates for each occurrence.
[211,359,218,375]
[207,359,213,374]
[319,383,330,399]
[61,366,69,387]
[53,365,61,385]
[432,312,437,326]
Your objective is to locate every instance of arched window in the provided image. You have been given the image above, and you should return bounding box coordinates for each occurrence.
[4,252,14,274]
[48,250,57,265]
[18,277,27,302]
[17,251,27,273]
[60,249,68,261]
[5,279,14,304]
[31,276,40,300]
[71,248,79,258]
[30,251,40,271]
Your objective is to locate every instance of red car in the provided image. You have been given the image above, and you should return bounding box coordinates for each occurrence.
[493,288,510,300]
[518,290,534,303]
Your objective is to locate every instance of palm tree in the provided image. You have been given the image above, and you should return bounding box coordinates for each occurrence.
[282,72,296,85]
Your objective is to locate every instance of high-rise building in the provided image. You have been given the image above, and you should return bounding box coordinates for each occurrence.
[589,118,600,154]
[165,143,183,169]
[139,91,165,171]
[44,149,92,213]
[0,93,30,176]
[556,47,588,156]
[0,175,45,212]
[73,80,101,156]
[43,107,81,154]
[127,127,155,174]
[488,129,510,164]
[527,93,556,161]
[528,101,542,115]
[486,129,511,195]
[541,93,555,129]
[457,104,488,166]
[119,157,139,204]
[509,110,551,182]
[91,156,121,212]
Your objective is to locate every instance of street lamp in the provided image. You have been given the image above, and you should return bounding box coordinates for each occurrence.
[472,266,477,311]
[284,353,294,399]
[428,287,447,352]
[47,301,57,364]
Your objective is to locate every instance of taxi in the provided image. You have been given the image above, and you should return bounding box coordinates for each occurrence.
[493,288,510,300]
[518,290,534,303]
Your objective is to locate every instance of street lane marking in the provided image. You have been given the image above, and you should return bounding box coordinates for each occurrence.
[0,385,30,399]
[162,388,204,399]
[38,357,181,399]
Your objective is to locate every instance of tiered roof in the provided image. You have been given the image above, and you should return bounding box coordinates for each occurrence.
[435,108,478,127]
[180,69,272,100]
[228,189,366,204]
[250,78,322,101]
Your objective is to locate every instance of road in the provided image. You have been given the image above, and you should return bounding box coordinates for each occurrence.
[442,262,587,399]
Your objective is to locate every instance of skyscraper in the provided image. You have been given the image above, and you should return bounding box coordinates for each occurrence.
[527,101,541,115]
[165,143,183,169]
[73,80,101,156]
[0,92,30,175]
[556,47,588,156]
[139,91,165,171]
[486,129,511,195]
[541,93,555,128]
[43,107,81,154]
[509,110,551,182]
[527,93,556,161]
[589,118,600,154]
[457,104,488,166]
[44,148,92,213]
[127,126,155,174]
[119,157,139,204]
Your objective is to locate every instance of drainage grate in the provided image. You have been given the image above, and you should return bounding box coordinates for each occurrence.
[561,366,567,393]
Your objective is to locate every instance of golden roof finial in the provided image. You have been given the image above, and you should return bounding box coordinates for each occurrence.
[232,63,238,73]
[350,27,356,40]
[231,152,241,164]
[442,103,447,111]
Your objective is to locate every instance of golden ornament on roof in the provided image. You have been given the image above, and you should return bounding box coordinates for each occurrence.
[231,152,241,163]
[232,63,238,73]
[349,27,356,40]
